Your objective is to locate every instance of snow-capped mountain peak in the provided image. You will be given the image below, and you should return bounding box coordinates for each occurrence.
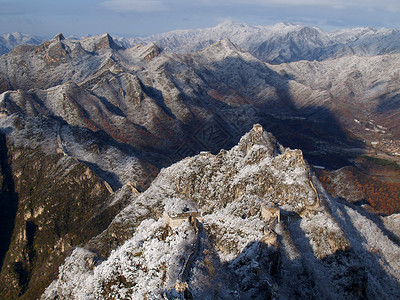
[41,125,400,299]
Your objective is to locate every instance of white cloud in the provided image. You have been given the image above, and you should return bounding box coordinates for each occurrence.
[101,0,167,13]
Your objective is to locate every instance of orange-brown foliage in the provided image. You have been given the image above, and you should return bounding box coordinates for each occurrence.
[319,168,400,215]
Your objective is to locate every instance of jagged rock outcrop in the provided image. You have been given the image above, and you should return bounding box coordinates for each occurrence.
[142,43,161,61]
[80,33,124,53]
[42,125,400,299]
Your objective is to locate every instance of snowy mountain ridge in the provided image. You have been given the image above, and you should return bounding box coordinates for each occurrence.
[115,20,400,63]
[3,21,400,64]
[42,124,400,299]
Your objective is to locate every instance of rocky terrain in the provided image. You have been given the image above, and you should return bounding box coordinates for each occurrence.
[0,22,399,298]
[42,125,400,299]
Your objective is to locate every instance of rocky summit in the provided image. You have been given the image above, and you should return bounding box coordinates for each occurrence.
[0,22,400,299]
[41,124,400,299]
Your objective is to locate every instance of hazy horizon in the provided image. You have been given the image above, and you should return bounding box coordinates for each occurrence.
[1,0,400,37]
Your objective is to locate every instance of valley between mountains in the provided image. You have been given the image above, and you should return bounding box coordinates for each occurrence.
[0,22,400,299]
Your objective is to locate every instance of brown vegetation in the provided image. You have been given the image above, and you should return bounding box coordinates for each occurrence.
[318,159,400,215]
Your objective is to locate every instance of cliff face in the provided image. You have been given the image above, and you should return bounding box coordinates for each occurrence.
[0,148,111,299]
[0,131,18,276]
[0,114,156,299]
[42,125,400,299]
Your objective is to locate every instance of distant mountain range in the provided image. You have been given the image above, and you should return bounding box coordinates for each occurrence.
[3,21,400,63]
[1,22,400,299]
[115,21,400,64]
[0,32,43,55]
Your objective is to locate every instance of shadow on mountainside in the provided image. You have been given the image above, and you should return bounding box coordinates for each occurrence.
[315,176,400,298]
[0,131,18,272]
[186,204,400,299]
[1,47,364,171]
[336,197,400,248]
[324,201,400,298]
[374,93,400,139]
[162,54,366,169]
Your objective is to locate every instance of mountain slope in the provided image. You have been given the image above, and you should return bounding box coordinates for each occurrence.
[269,52,400,139]
[0,33,118,93]
[0,115,110,299]
[42,125,400,299]
[0,110,159,299]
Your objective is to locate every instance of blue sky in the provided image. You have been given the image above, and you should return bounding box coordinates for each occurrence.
[1,0,400,37]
